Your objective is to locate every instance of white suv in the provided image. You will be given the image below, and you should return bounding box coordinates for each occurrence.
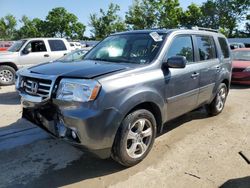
[0,38,71,85]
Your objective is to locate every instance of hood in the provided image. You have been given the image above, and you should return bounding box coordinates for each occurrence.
[232,60,250,68]
[0,51,17,58]
[28,60,130,78]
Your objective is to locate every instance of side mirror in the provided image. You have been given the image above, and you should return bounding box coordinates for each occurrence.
[163,56,187,69]
[22,47,31,54]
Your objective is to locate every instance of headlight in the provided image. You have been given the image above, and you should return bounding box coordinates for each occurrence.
[243,67,250,72]
[56,78,101,102]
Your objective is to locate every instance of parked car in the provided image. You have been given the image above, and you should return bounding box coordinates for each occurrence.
[0,38,71,85]
[231,48,250,85]
[16,28,232,167]
[69,42,82,51]
[56,49,89,62]
[0,41,14,51]
[230,42,245,50]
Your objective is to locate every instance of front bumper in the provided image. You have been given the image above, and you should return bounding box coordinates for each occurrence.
[231,72,250,85]
[22,98,123,159]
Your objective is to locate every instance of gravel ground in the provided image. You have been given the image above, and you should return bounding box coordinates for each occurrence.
[0,85,250,188]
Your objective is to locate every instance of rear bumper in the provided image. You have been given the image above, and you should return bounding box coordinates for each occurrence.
[22,99,123,159]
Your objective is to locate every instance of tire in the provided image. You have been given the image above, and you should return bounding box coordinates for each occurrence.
[0,65,16,86]
[206,83,228,116]
[112,109,157,167]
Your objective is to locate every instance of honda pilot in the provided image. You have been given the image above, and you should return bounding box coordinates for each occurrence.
[16,28,232,167]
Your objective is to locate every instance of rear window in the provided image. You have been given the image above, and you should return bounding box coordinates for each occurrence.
[48,40,67,51]
[196,36,217,61]
[218,37,230,58]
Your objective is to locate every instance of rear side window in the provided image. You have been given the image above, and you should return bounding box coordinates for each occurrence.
[166,35,194,62]
[48,40,67,51]
[218,37,230,58]
[196,36,217,61]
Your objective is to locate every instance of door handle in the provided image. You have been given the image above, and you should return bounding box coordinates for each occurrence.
[191,72,200,79]
[44,54,49,57]
[216,66,221,72]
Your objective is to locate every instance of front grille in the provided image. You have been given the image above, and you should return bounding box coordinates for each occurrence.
[233,68,245,72]
[22,77,52,99]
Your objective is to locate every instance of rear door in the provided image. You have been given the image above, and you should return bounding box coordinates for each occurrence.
[47,39,69,61]
[164,35,200,120]
[194,35,219,104]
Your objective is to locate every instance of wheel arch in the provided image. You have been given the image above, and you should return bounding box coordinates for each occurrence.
[0,62,18,71]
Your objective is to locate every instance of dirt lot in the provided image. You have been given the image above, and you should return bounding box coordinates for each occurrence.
[0,85,250,188]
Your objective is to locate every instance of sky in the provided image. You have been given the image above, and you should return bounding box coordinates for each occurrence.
[0,0,206,36]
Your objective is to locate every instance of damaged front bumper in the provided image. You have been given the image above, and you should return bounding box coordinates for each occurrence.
[21,93,123,159]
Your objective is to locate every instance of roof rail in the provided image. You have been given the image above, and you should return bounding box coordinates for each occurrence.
[191,26,219,33]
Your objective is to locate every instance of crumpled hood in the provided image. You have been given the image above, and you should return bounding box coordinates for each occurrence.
[28,60,129,78]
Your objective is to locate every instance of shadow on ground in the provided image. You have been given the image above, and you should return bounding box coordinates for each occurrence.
[220,176,250,188]
[230,84,250,90]
[0,91,20,105]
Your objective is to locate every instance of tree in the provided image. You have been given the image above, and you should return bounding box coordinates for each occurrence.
[157,0,183,28]
[89,3,126,40]
[45,7,86,39]
[125,0,182,29]
[0,14,17,40]
[199,0,250,37]
[16,16,45,39]
[125,0,157,30]
[180,3,203,28]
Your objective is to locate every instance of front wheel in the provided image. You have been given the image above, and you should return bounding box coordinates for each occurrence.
[206,83,228,116]
[0,65,16,86]
[112,109,156,167]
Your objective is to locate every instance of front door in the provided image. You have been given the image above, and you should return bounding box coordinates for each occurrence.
[163,35,200,120]
[18,40,51,68]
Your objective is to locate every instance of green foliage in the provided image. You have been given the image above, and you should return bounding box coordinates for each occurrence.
[89,3,126,40]
[125,0,182,29]
[200,0,250,37]
[0,14,17,40]
[0,1,250,40]
[45,7,86,39]
[16,16,45,39]
[180,3,203,28]
[125,0,157,29]
[157,0,183,28]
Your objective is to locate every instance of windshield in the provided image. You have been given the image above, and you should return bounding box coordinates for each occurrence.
[232,51,250,61]
[84,33,166,64]
[57,50,88,62]
[8,40,27,52]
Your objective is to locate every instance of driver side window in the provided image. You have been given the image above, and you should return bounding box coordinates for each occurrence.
[166,35,194,63]
[24,40,47,53]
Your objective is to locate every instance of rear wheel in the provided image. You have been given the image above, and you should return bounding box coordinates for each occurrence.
[112,109,156,167]
[0,65,15,86]
[206,83,228,116]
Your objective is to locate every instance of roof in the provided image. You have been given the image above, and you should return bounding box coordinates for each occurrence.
[113,28,225,37]
[22,37,67,41]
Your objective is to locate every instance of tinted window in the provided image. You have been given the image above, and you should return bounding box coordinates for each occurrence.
[48,40,67,51]
[197,36,217,61]
[218,37,230,58]
[25,40,47,52]
[166,36,194,62]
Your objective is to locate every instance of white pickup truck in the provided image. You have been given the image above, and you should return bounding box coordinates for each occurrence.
[0,38,71,85]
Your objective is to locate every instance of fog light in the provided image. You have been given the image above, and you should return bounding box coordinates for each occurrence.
[71,130,77,139]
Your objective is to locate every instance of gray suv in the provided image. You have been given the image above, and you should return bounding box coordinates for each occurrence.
[16,28,232,167]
